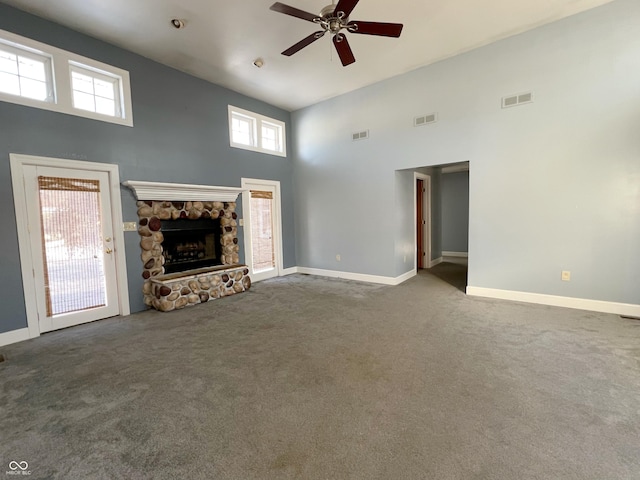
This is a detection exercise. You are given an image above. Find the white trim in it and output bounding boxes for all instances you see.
[281,267,299,276]
[122,180,244,202]
[241,178,284,282]
[414,172,432,271]
[297,267,416,286]
[429,257,444,268]
[466,286,640,317]
[394,269,418,285]
[9,154,130,339]
[0,328,30,347]
[442,251,468,258]
[0,28,133,127]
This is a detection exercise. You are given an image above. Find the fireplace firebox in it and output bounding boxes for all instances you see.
[160,218,222,273]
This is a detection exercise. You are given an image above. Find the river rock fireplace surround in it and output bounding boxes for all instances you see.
[124,181,251,312]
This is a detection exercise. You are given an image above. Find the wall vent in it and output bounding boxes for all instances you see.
[352,130,369,141]
[502,92,534,108]
[414,113,437,127]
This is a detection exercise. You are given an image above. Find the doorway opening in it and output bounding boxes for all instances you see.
[412,162,469,292]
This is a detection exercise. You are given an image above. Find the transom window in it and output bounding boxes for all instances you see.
[0,44,53,102]
[231,111,256,147]
[228,106,286,157]
[0,29,133,127]
[70,64,122,118]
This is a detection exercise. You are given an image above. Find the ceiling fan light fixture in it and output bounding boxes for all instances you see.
[269,1,403,66]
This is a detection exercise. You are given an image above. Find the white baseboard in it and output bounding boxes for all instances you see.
[442,251,468,258]
[0,327,30,347]
[429,257,443,268]
[466,286,640,317]
[296,267,416,286]
[281,267,299,276]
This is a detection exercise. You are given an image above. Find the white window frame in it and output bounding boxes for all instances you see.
[0,41,55,103]
[0,29,133,127]
[69,62,124,118]
[228,105,286,157]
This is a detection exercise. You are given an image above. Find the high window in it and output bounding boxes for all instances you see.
[0,44,53,102]
[228,105,286,157]
[70,64,122,117]
[0,29,133,127]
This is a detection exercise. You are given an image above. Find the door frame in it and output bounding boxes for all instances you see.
[10,154,130,339]
[414,172,432,270]
[240,177,283,281]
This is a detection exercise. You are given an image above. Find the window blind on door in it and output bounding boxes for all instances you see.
[38,176,107,316]
[250,190,273,200]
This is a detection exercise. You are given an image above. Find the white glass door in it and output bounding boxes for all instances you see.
[241,179,283,282]
[23,165,119,332]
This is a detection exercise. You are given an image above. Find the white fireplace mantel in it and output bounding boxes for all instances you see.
[123,180,245,202]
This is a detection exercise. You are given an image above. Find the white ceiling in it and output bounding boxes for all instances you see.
[3,0,614,111]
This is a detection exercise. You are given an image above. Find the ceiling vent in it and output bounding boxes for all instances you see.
[414,113,437,127]
[502,92,533,109]
[352,130,369,141]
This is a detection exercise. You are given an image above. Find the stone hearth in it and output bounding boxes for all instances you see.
[150,265,250,312]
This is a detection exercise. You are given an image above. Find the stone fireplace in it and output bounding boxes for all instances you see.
[124,181,251,312]
[161,218,222,273]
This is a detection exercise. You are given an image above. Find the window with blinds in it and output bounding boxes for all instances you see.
[38,176,107,316]
[249,190,275,272]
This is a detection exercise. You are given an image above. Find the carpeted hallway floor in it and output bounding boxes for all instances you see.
[1,271,639,479]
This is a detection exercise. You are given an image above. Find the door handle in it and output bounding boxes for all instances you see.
[105,248,113,254]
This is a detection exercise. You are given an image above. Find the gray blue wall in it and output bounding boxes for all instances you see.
[0,3,296,334]
[441,171,469,253]
[292,0,640,305]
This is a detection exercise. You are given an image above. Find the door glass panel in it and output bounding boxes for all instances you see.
[250,190,275,272]
[38,176,106,316]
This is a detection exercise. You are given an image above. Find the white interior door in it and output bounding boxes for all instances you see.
[22,165,120,332]
[241,178,283,282]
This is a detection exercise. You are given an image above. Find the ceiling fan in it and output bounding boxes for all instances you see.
[269,0,403,66]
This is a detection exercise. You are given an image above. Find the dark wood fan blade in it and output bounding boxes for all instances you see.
[333,34,356,66]
[334,0,360,18]
[282,31,326,56]
[270,2,319,23]
[348,21,403,37]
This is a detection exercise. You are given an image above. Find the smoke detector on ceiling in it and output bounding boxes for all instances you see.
[170,18,186,29]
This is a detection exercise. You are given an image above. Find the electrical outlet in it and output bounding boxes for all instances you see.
[239,218,244,226]
[123,222,137,231]
[561,271,571,281]
[336,254,341,262]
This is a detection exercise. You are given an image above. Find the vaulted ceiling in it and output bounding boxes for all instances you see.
[2,0,614,111]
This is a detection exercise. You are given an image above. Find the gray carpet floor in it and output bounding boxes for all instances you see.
[428,258,468,292]
[1,271,639,479]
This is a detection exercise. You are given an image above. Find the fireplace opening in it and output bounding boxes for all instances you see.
[161,218,222,274]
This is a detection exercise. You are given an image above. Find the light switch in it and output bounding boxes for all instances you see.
[123,222,137,231]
